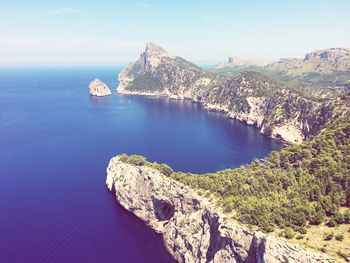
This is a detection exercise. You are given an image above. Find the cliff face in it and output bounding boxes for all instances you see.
[89,79,112,96]
[106,156,336,263]
[266,48,350,76]
[117,43,348,144]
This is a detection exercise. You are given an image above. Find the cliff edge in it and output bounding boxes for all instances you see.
[117,43,348,144]
[106,156,336,263]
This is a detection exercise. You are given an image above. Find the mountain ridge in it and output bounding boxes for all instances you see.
[117,43,349,144]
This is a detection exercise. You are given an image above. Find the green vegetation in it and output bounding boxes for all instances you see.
[130,72,162,91]
[336,234,345,241]
[210,64,350,90]
[119,154,174,177]
[281,229,295,239]
[324,232,334,241]
[119,116,350,234]
[210,66,350,101]
[170,116,350,232]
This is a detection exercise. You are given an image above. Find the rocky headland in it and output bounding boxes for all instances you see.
[89,78,112,96]
[116,43,349,144]
[106,156,337,263]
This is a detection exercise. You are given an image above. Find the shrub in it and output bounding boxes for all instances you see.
[326,218,337,227]
[298,227,307,234]
[335,234,344,241]
[343,210,350,224]
[337,251,349,261]
[323,232,334,241]
[120,154,147,166]
[283,229,294,239]
[333,212,344,224]
[159,163,173,176]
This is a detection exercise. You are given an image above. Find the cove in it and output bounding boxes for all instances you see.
[0,66,282,263]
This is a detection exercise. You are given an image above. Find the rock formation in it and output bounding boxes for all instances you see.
[117,43,349,144]
[266,47,350,75]
[89,79,112,96]
[106,156,337,263]
[215,56,265,69]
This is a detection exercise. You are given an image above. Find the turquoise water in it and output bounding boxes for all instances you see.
[0,66,282,262]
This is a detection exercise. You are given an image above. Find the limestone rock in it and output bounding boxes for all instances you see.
[116,43,349,144]
[89,79,112,97]
[266,47,350,75]
[106,156,337,263]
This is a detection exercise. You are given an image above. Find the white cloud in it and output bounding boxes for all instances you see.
[47,8,81,15]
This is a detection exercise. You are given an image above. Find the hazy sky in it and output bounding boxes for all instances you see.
[2,0,350,65]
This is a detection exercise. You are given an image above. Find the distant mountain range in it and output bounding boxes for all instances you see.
[215,56,266,68]
[212,48,350,90]
[266,47,350,75]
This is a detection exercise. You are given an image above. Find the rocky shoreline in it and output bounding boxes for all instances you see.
[116,43,349,144]
[106,156,337,263]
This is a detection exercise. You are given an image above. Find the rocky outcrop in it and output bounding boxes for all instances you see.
[106,156,336,263]
[117,43,349,144]
[215,56,265,69]
[89,79,112,96]
[266,48,350,75]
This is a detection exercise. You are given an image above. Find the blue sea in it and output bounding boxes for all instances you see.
[0,66,282,263]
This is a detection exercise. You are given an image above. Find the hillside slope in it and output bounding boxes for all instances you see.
[117,43,349,144]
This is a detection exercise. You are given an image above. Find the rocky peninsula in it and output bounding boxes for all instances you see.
[89,79,112,96]
[106,156,336,263]
[116,43,349,144]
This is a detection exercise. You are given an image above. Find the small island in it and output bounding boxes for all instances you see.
[89,79,112,97]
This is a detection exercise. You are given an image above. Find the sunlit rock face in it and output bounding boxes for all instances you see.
[89,79,111,97]
[106,156,337,263]
[116,43,349,144]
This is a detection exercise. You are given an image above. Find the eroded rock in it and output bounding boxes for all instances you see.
[106,156,336,263]
[89,79,112,96]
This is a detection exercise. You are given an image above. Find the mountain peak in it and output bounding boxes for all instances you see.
[304,47,350,61]
[144,42,170,57]
[215,56,265,69]
[141,42,175,68]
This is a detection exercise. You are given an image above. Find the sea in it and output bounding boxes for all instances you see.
[0,66,282,262]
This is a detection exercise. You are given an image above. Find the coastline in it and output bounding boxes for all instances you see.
[106,155,337,263]
[116,89,292,146]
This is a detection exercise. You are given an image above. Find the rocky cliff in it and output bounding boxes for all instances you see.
[117,43,349,144]
[266,48,350,76]
[106,156,336,263]
[89,79,112,96]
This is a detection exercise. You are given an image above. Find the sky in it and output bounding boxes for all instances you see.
[1,0,350,65]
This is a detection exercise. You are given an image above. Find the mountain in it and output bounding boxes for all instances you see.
[266,48,350,76]
[117,43,349,144]
[215,56,265,69]
[211,48,350,90]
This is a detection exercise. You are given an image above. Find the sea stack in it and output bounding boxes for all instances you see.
[89,79,112,96]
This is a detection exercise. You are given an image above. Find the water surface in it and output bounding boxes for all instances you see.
[0,66,282,262]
